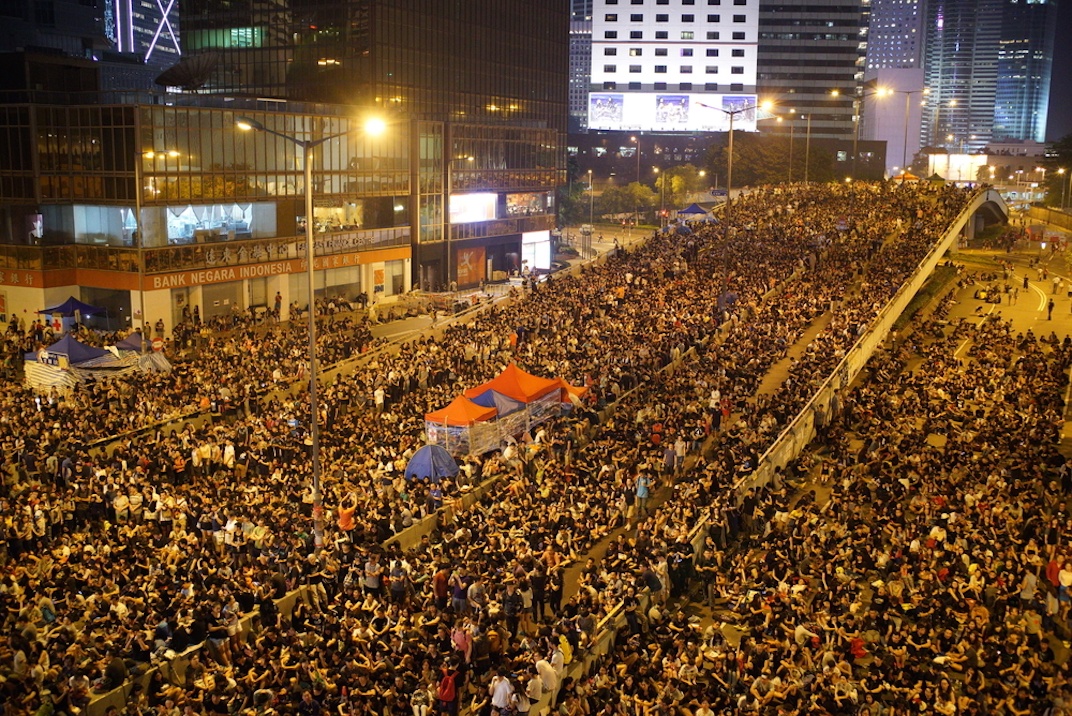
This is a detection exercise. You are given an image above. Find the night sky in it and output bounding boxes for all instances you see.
[1046,0,1072,142]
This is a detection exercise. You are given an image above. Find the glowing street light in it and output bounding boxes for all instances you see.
[236,113,385,549]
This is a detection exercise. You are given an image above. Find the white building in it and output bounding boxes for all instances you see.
[862,0,926,174]
[588,0,760,133]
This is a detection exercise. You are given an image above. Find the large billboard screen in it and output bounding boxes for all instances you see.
[450,193,497,224]
[587,92,759,133]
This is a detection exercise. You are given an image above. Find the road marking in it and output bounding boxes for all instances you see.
[955,304,995,358]
[1030,281,1048,312]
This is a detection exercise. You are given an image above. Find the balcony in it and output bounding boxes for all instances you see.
[0,226,411,277]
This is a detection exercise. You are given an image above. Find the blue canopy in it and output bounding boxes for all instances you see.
[677,203,709,216]
[115,333,145,352]
[39,296,105,317]
[469,388,526,416]
[405,444,460,483]
[44,335,111,364]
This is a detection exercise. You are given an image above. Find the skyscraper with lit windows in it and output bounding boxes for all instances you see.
[588,0,761,134]
[921,0,1056,151]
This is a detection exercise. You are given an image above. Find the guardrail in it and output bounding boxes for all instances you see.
[731,187,1004,493]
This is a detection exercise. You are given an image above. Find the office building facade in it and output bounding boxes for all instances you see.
[866,0,922,70]
[862,0,925,174]
[921,0,1056,152]
[569,20,593,132]
[757,0,869,142]
[183,0,567,134]
[0,94,561,329]
[991,0,1056,143]
[588,0,761,134]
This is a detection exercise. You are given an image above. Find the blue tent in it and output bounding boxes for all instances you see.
[38,296,105,317]
[469,388,526,416]
[405,444,460,483]
[47,335,111,364]
[26,335,113,366]
[115,333,145,352]
[677,203,709,217]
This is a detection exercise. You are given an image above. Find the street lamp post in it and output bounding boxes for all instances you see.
[787,110,796,183]
[236,114,385,549]
[653,166,665,229]
[631,136,641,183]
[804,114,813,183]
[587,169,594,257]
[873,87,928,181]
[626,133,634,224]
[698,99,771,217]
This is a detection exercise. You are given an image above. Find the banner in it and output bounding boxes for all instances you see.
[455,247,487,287]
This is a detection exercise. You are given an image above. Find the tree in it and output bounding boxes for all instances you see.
[705,132,838,187]
[556,156,588,225]
[1043,133,1072,208]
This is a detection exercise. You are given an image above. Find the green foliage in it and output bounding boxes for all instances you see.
[704,132,838,187]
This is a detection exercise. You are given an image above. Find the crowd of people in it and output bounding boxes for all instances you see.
[1,180,1040,716]
[579,300,1072,715]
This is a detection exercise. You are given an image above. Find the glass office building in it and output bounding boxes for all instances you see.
[922,0,1056,151]
[0,94,561,331]
[182,0,568,134]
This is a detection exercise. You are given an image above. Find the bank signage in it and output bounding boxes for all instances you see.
[145,248,408,290]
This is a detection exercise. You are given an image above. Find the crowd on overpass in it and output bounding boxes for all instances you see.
[598,307,1072,714]
[2,181,1029,716]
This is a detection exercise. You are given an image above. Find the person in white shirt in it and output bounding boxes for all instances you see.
[535,659,558,696]
[489,669,514,714]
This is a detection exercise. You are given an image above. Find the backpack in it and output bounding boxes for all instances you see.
[437,672,457,702]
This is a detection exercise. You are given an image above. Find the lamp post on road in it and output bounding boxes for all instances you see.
[587,169,594,257]
[236,114,385,549]
[874,87,929,181]
[697,99,772,218]
[630,135,641,183]
[653,166,666,228]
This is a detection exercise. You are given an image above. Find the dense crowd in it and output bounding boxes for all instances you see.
[0,181,1007,716]
[579,303,1072,715]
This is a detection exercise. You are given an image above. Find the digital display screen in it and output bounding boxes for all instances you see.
[450,193,498,224]
[588,93,759,133]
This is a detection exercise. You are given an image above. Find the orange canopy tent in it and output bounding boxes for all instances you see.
[424,395,497,426]
[463,363,562,403]
[557,378,589,404]
[890,171,920,182]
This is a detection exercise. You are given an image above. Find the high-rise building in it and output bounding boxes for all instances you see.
[0,0,179,87]
[588,0,760,134]
[757,0,869,141]
[569,20,593,132]
[866,0,923,70]
[921,0,1056,152]
[110,0,181,73]
[571,0,593,21]
[862,0,925,174]
[992,0,1057,143]
[183,0,567,134]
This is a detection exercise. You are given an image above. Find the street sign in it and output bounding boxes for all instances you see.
[711,189,728,197]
